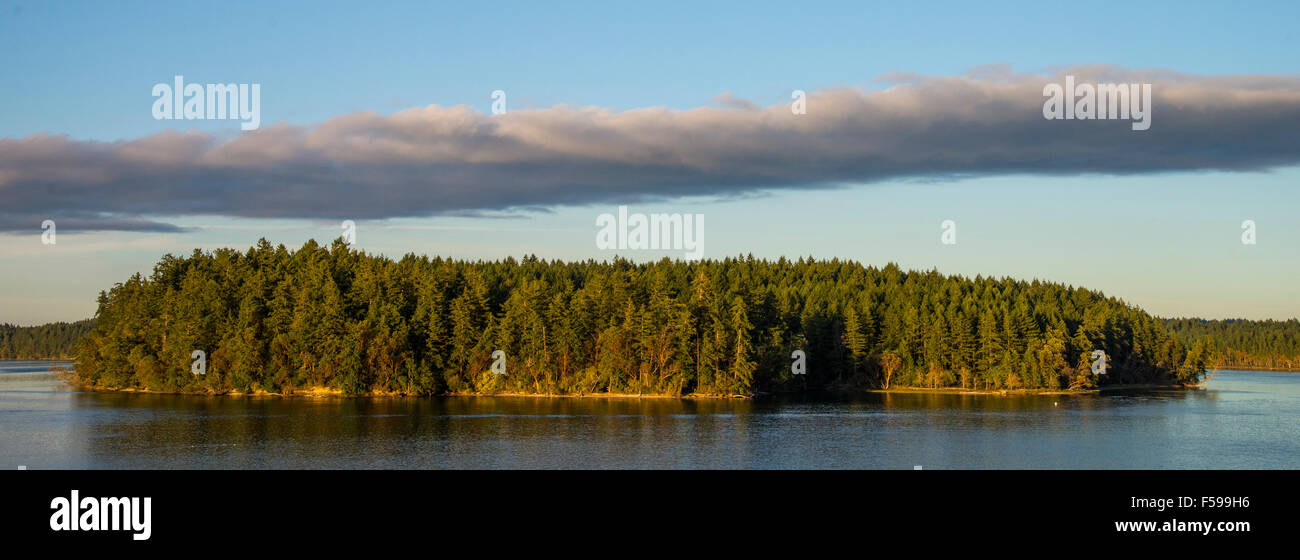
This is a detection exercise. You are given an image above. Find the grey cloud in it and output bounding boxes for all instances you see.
[5,211,187,234]
[2,65,1299,233]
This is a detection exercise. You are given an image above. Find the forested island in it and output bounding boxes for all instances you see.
[1163,318,1300,371]
[0,320,95,360]
[61,239,1214,397]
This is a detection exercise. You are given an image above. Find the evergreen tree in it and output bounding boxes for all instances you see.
[65,239,1208,396]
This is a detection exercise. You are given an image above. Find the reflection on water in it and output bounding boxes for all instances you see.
[0,360,1295,469]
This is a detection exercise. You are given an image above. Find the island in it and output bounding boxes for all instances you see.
[42,238,1253,398]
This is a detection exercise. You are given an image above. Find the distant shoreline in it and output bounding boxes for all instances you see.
[58,379,1193,399]
[866,382,1191,396]
[27,361,1276,399]
[61,379,750,399]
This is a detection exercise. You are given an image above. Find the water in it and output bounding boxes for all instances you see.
[1,360,1296,469]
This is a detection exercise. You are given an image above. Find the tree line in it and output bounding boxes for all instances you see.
[1163,318,1300,370]
[66,239,1209,396]
[0,320,95,360]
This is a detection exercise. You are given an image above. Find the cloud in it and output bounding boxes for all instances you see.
[2,65,1299,232]
[2,211,187,234]
[713,91,759,110]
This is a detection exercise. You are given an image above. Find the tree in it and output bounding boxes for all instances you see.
[878,351,902,390]
[728,296,756,394]
[842,307,868,377]
[68,241,1206,397]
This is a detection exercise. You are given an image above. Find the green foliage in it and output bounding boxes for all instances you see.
[1163,318,1300,370]
[0,319,95,359]
[70,240,1205,395]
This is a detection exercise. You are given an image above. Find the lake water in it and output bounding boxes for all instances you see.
[0,360,1295,469]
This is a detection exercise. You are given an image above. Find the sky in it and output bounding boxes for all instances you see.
[1,0,1298,325]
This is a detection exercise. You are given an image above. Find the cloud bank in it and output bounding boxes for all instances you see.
[2,65,1299,232]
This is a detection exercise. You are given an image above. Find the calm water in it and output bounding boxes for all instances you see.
[0,360,1296,469]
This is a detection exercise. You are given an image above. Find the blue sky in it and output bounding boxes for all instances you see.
[1,0,1298,324]
[5,0,1300,139]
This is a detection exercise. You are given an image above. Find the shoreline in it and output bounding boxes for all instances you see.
[866,382,1191,396]
[60,379,1191,399]
[64,381,752,400]
[0,357,76,362]
[36,364,1238,400]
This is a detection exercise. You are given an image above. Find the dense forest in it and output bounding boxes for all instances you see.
[67,239,1207,396]
[1164,318,1300,370]
[0,320,95,360]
